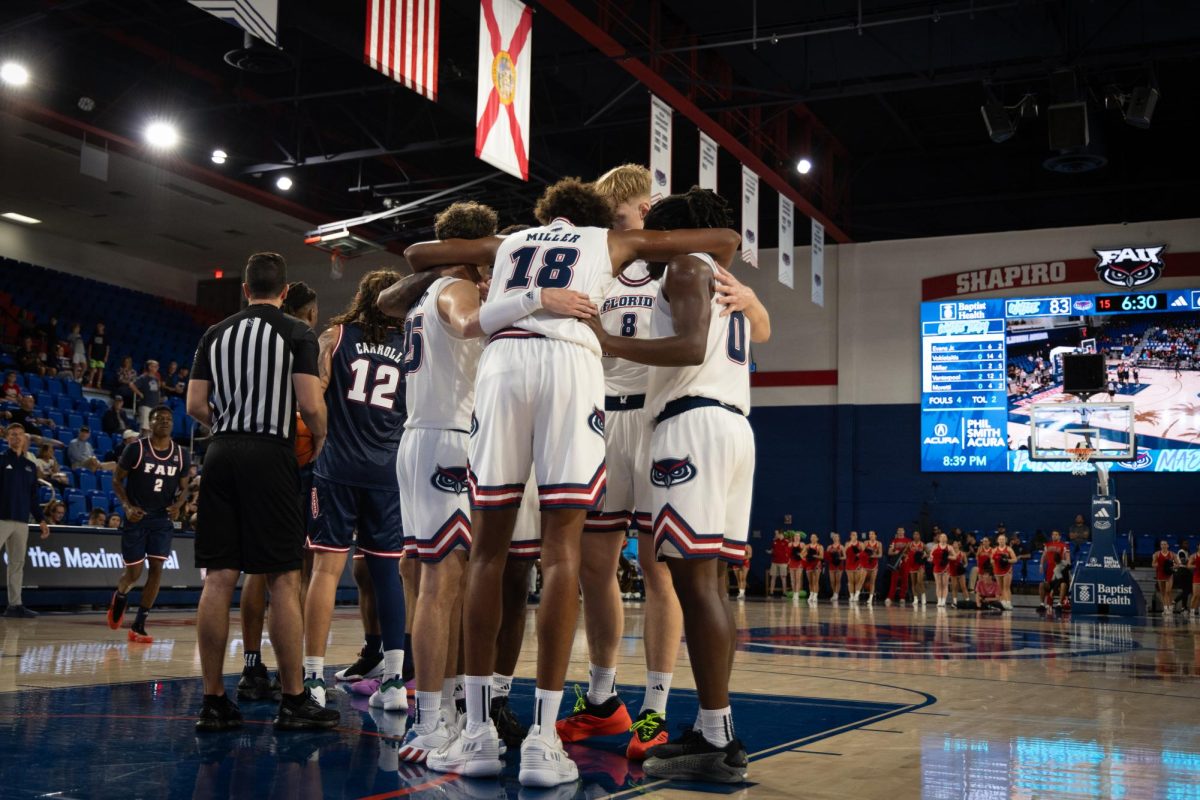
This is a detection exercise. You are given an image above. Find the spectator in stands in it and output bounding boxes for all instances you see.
[37,315,59,348]
[106,513,121,529]
[0,424,49,618]
[4,395,58,448]
[86,322,110,388]
[17,310,37,341]
[2,372,20,401]
[1069,514,1090,551]
[49,342,69,377]
[102,395,132,435]
[34,444,68,487]
[105,429,139,464]
[43,500,66,526]
[161,361,186,397]
[87,508,107,527]
[132,360,161,432]
[67,427,113,472]
[15,336,40,375]
[113,356,137,405]
[948,527,965,546]
[68,322,87,373]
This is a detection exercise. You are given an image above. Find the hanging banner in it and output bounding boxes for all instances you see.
[741,166,759,267]
[812,217,826,306]
[699,131,718,192]
[475,0,533,180]
[778,194,794,289]
[649,95,673,203]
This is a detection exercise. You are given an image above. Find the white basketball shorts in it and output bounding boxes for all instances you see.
[510,470,542,560]
[469,334,606,512]
[586,402,652,535]
[650,405,755,563]
[397,427,472,562]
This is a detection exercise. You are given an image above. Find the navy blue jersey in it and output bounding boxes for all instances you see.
[314,322,407,490]
[118,438,190,515]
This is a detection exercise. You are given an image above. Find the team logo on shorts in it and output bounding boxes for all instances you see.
[470,414,479,437]
[431,465,469,494]
[651,456,697,488]
[588,407,605,437]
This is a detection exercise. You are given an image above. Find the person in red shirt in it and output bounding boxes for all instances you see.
[931,533,951,607]
[862,530,882,606]
[766,530,791,598]
[992,534,1017,610]
[974,537,992,593]
[802,533,824,606]
[1041,530,1069,609]
[1154,540,1181,615]
[885,527,912,606]
[844,531,864,604]
[788,533,805,599]
[825,532,846,604]
[947,541,968,607]
[906,531,927,606]
[734,543,752,600]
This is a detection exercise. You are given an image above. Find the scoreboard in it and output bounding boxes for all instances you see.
[920,288,1200,472]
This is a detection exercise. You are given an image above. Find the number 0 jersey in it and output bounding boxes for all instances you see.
[403,277,482,432]
[313,322,407,490]
[647,253,752,419]
[488,219,613,355]
[600,260,659,397]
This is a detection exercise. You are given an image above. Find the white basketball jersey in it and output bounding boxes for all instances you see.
[600,260,659,396]
[403,277,481,431]
[648,253,752,418]
[488,219,612,355]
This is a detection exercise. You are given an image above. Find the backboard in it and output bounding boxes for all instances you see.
[1027,400,1136,461]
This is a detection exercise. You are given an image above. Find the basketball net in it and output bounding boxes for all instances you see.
[1066,446,1094,477]
[330,251,345,281]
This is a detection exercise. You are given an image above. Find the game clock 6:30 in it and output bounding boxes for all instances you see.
[1096,292,1169,313]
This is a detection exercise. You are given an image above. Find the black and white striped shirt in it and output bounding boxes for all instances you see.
[190,304,319,442]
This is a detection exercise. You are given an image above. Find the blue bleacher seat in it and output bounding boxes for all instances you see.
[26,374,43,392]
[90,399,108,413]
[36,485,53,504]
[86,491,109,512]
[54,449,66,467]
[108,491,121,510]
[1136,533,1155,559]
[67,413,83,429]
[47,410,64,427]
[66,382,82,400]
[73,513,89,526]
[46,379,63,396]
[54,395,74,411]
[98,471,113,493]
[94,433,112,454]
[75,470,97,493]
[66,495,86,521]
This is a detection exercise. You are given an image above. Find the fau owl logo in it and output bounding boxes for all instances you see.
[470,414,479,437]
[654,168,667,188]
[651,456,697,488]
[1093,245,1165,288]
[588,407,605,437]
[430,465,469,495]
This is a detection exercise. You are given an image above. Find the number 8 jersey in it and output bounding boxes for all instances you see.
[647,253,752,419]
[489,218,614,355]
[314,322,407,490]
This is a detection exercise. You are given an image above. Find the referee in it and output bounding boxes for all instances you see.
[186,252,338,732]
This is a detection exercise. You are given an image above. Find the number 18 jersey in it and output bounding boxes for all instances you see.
[314,322,407,490]
[489,219,613,356]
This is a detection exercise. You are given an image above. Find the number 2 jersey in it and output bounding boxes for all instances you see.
[118,438,190,516]
[314,322,407,490]
[403,276,482,431]
[488,219,614,355]
[647,253,752,419]
[600,260,659,396]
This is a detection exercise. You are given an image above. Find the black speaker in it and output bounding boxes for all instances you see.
[1062,353,1106,395]
[1047,102,1089,151]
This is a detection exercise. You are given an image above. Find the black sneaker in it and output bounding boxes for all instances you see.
[333,647,383,682]
[238,662,281,702]
[3,605,37,619]
[490,695,527,748]
[274,692,340,731]
[196,694,245,732]
[644,733,748,784]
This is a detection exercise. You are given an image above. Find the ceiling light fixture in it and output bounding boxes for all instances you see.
[211,149,228,165]
[144,120,180,149]
[0,62,29,87]
[795,158,812,175]
[276,175,293,191]
[1,212,42,224]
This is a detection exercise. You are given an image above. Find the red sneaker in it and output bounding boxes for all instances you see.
[626,709,668,761]
[128,629,154,644]
[106,591,127,630]
[555,686,632,743]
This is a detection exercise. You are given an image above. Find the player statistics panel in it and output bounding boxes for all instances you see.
[920,288,1200,473]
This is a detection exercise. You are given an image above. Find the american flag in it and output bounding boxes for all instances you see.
[365,0,439,101]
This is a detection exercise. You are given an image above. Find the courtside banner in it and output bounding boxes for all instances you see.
[649,95,673,202]
[741,166,759,267]
[812,217,825,306]
[476,0,532,180]
[778,194,794,289]
[699,131,718,192]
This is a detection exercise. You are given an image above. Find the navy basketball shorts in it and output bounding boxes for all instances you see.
[121,514,174,566]
[308,475,404,558]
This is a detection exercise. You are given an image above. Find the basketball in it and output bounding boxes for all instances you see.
[295,412,316,467]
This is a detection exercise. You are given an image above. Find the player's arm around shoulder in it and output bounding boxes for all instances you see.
[403,236,503,273]
[607,227,741,273]
[714,265,772,343]
[378,271,443,319]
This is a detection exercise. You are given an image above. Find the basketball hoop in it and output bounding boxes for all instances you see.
[1066,446,1095,476]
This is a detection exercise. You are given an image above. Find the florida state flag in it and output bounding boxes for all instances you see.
[475,0,532,180]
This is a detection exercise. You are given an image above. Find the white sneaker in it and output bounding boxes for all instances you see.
[920,596,927,606]
[369,675,408,711]
[867,595,874,606]
[304,676,327,708]
[884,598,891,606]
[737,589,745,599]
[937,599,945,607]
[426,720,504,776]
[519,726,579,787]
[398,716,454,763]
[831,597,839,606]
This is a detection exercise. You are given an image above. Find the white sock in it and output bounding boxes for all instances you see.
[442,677,459,718]
[303,656,324,681]
[382,649,404,679]
[699,706,735,748]
[464,675,491,731]
[454,674,466,700]
[586,663,617,705]
[532,688,563,738]
[641,671,672,714]
[492,673,513,698]
[415,690,441,734]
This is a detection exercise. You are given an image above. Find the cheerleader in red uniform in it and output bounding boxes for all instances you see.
[992,534,1017,610]
[931,533,951,607]
[845,531,865,603]
[907,531,927,606]
[947,541,968,607]
[788,533,805,599]
[1189,551,1200,618]
[974,537,993,593]
[862,530,882,606]
[1154,540,1180,616]
[735,543,752,599]
[803,533,824,606]
[826,532,846,604]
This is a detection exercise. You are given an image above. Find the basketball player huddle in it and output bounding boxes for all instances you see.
[303,166,770,787]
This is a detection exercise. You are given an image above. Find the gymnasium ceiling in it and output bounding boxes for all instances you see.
[1,0,1199,261]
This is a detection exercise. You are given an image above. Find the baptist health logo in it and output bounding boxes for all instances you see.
[1076,583,1095,604]
[939,303,958,320]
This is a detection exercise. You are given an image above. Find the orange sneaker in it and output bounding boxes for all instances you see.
[128,629,154,644]
[555,685,632,743]
[626,709,668,760]
[106,591,128,630]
